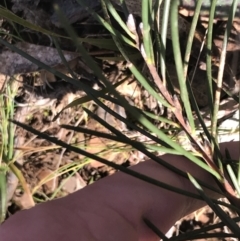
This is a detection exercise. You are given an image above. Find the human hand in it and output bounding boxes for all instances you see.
[0,141,239,241]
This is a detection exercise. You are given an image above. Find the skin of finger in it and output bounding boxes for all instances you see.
[0,158,218,241]
[0,160,189,241]
[0,141,239,241]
